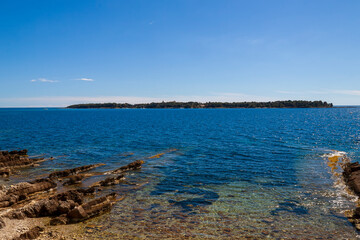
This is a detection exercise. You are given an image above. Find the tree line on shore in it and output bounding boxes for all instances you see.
[67,100,333,109]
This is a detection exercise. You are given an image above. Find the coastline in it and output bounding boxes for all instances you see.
[0,150,147,240]
[66,100,333,109]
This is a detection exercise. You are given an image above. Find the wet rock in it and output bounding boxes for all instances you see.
[0,150,45,171]
[148,153,165,159]
[112,160,144,174]
[62,174,87,186]
[9,149,28,156]
[12,226,43,240]
[344,208,360,230]
[91,175,125,187]
[343,162,360,195]
[67,193,117,223]
[342,162,360,230]
[49,164,105,179]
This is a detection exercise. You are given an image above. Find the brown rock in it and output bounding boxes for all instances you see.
[0,150,45,171]
[50,215,69,226]
[12,226,43,240]
[112,160,144,174]
[343,162,360,196]
[0,168,10,177]
[62,174,87,186]
[0,217,5,229]
[91,175,125,187]
[67,193,117,223]
[58,200,77,214]
[67,206,88,220]
[9,149,28,156]
[342,162,360,231]
[49,163,105,179]
[0,178,56,208]
[5,188,95,219]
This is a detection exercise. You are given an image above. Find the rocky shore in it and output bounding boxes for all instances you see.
[0,149,147,239]
[342,161,360,230]
[326,152,360,231]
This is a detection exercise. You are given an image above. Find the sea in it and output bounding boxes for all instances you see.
[1,107,360,239]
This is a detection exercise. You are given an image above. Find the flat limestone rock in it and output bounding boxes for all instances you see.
[49,164,105,179]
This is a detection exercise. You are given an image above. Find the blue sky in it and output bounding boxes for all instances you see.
[1,0,359,107]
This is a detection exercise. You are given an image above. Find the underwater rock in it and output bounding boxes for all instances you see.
[67,193,117,223]
[148,153,164,159]
[111,160,144,174]
[12,226,43,240]
[49,163,105,179]
[344,208,360,231]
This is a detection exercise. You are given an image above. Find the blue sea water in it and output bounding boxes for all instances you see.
[1,108,360,239]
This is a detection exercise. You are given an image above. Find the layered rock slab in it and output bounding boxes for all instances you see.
[49,164,105,179]
[0,178,57,208]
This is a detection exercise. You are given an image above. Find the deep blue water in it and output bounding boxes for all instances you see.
[1,108,360,238]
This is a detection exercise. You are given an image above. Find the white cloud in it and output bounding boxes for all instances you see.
[332,90,360,96]
[30,78,58,83]
[198,92,277,102]
[277,90,328,95]
[277,89,360,96]
[76,78,94,82]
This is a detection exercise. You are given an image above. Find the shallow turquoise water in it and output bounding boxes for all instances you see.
[1,108,360,238]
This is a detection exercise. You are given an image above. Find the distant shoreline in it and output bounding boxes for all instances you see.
[66,100,333,109]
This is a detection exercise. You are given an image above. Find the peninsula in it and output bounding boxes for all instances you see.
[67,100,333,109]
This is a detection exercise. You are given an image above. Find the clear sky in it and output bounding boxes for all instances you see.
[1,0,359,107]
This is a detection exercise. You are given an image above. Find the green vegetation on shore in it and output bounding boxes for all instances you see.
[67,100,333,109]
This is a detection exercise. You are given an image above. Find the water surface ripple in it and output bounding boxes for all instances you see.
[1,108,360,239]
